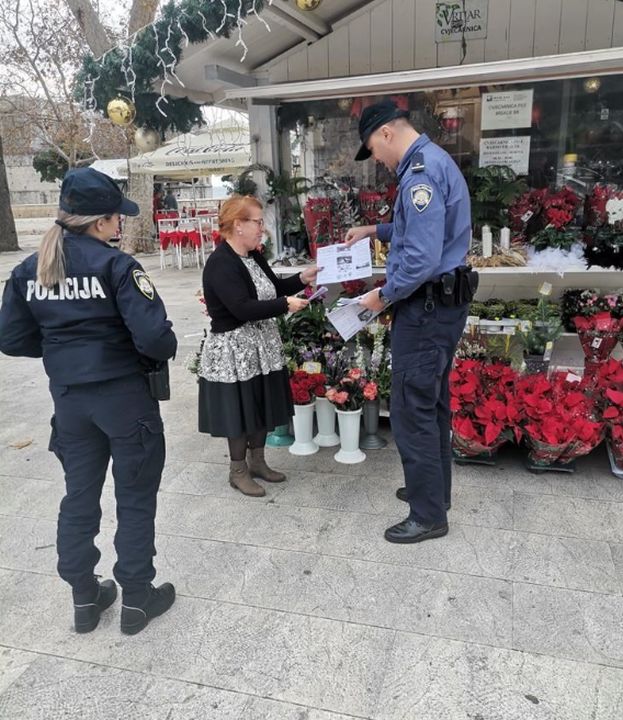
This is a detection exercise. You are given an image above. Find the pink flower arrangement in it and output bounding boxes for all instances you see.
[326,368,377,411]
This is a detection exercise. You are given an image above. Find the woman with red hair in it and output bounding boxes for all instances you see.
[199,195,318,496]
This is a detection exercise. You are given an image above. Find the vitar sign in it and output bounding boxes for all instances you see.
[435,0,488,43]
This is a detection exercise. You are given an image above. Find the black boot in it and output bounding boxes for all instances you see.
[73,579,117,634]
[395,486,451,511]
[121,583,176,635]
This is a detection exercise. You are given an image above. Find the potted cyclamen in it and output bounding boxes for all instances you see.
[289,371,326,456]
[326,368,373,464]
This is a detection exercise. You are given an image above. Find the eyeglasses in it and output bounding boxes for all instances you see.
[244,218,265,228]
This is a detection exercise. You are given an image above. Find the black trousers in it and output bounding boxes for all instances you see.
[390,297,468,525]
[49,374,165,597]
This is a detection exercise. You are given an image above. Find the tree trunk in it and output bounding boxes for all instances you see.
[63,0,112,58]
[63,0,160,256]
[119,171,154,254]
[128,0,160,35]
[0,135,20,252]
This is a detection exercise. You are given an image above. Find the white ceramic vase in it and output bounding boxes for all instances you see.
[313,396,340,447]
[334,408,366,464]
[289,402,319,455]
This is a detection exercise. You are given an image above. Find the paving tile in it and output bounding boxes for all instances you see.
[514,493,623,543]
[0,569,393,718]
[513,582,623,667]
[151,533,513,647]
[374,633,623,720]
[0,647,39,695]
[461,525,621,595]
[0,654,354,720]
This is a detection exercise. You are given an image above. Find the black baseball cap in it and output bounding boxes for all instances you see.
[59,168,139,216]
[354,100,410,161]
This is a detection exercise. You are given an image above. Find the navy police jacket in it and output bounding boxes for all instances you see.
[376,134,471,303]
[0,233,177,385]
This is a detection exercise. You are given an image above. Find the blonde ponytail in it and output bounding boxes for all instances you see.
[36,210,112,288]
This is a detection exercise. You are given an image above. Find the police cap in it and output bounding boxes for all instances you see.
[60,168,140,216]
[354,100,410,161]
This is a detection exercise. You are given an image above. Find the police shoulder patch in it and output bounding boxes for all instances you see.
[411,184,433,213]
[132,269,155,300]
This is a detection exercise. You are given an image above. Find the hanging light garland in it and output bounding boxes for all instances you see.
[77,0,273,139]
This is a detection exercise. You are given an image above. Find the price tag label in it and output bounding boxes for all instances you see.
[301,361,322,374]
[566,372,582,384]
[543,341,554,362]
[591,337,603,349]
[538,282,553,296]
[521,210,534,223]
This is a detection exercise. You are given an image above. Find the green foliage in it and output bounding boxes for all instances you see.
[32,150,69,183]
[519,295,563,356]
[530,225,580,251]
[76,1,264,133]
[465,165,528,232]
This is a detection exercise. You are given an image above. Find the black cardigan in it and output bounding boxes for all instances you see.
[203,241,306,332]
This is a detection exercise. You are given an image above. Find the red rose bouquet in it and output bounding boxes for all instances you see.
[515,371,603,466]
[450,359,521,458]
[290,370,327,406]
[326,368,377,411]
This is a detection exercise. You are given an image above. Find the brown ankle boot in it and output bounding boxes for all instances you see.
[248,447,286,483]
[229,460,265,497]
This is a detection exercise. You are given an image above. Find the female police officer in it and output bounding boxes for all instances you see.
[0,168,177,635]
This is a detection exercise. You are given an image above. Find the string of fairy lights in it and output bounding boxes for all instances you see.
[80,0,275,156]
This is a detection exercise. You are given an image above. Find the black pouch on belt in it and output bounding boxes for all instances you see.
[439,272,456,307]
[146,361,171,401]
[456,266,479,304]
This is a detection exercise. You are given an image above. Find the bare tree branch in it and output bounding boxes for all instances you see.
[63,0,113,56]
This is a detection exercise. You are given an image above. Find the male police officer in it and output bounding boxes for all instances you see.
[0,168,178,633]
[345,101,475,544]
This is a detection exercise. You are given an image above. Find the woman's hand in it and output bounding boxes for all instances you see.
[287,296,309,313]
[299,265,320,285]
[343,225,376,247]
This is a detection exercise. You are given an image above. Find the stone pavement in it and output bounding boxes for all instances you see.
[1,219,622,719]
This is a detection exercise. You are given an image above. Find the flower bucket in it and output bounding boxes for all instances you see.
[313,396,339,447]
[334,408,366,464]
[289,402,319,456]
[266,423,294,448]
[360,399,387,450]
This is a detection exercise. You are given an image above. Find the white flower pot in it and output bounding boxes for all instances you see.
[289,402,319,456]
[334,408,366,464]
[314,396,340,447]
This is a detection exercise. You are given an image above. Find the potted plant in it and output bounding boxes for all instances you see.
[515,372,603,472]
[465,164,527,235]
[313,346,348,448]
[357,325,389,450]
[518,291,563,374]
[288,370,326,456]
[326,368,374,464]
[570,290,623,380]
[450,359,520,464]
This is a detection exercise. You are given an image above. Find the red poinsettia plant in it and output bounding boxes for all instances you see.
[341,279,368,298]
[289,370,327,406]
[514,371,603,465]
[326,367,377,411]
[508,186,581,250]
[594,359,623,465]
[450,359,521,458]
[573,311,623,379]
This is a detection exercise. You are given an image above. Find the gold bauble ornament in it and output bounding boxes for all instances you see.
[106,97,136,127]
[296,0,322,10]
[134,127,160,153]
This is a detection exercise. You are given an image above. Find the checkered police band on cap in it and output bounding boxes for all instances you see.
[354,100,410,161]
[60,168,140,217]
